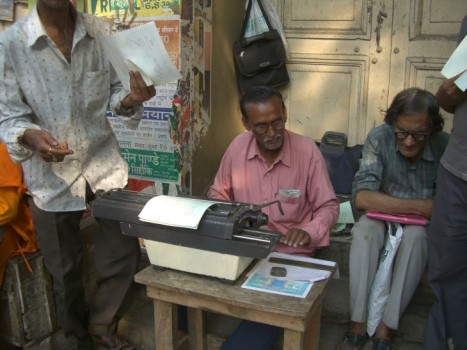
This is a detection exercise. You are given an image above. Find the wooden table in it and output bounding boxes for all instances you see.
[134,263,335,350]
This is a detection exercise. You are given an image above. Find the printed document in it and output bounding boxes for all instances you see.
[98,22,182,90]
[138,195,218,229]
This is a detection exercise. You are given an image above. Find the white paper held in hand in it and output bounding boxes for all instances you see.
[126,58,153,87]
[98,22,182,90]
[441,35,467,91]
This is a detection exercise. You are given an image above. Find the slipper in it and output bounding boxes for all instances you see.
[335,332,369,350]
[372,337,394,350]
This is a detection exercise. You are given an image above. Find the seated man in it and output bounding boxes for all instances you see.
[337,88,449,350]
[0,142,37,286]
[208,85,339,349]
[208,85,339,255]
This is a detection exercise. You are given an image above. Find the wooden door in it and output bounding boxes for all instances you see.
[272,0,467,145]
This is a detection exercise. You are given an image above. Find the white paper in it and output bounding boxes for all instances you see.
[337,201,355,224]
[98,22,182,90]
[441,35,467,91]
[241,252,337,298]
[138,195,218,229]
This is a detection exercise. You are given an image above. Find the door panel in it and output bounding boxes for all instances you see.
[274,0,467,145]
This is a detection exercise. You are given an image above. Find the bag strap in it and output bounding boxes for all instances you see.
[240,0,274,37]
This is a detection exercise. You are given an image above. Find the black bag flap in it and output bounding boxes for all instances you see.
[233,30,287,77]
[320,131,348,156]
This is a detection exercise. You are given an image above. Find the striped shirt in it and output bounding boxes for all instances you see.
[352,124,449,199]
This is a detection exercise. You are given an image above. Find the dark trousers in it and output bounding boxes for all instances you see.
[27,197,139,349]
[424,165,467,350]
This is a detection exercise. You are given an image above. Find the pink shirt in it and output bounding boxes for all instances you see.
[208,130,339,255]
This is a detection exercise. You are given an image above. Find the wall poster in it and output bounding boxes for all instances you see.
[87,1,185,195]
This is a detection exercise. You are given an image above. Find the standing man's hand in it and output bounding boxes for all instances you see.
[436,71,467,113]
[22,129,74,162]
[281,228,311,248]
[121,71,156,108]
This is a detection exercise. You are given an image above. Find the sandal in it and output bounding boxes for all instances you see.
[372,337,394,350]
[335,332,369,350]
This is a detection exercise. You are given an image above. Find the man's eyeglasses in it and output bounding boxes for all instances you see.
[253,119,285,134]
[393,130,429,141]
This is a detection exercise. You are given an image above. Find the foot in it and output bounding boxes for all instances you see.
[372,322,395,350]
[91,333,137,350]
[335,332,369,350]
[372,338,394,350]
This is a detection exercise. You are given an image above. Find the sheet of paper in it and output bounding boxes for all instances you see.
[441,35,467,91]
[138,195,218,229]
[337,200,355,224]
[98,22,182,90]
[241,252,337,298]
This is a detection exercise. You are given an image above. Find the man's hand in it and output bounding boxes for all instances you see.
[22,129,74,163]
[121,71,156,108]
[436,71,467,113]
[281,228,311,248]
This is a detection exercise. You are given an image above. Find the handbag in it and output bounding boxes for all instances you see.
[233,0,290,93]
[318,131,363,195]
[366,222,403,336]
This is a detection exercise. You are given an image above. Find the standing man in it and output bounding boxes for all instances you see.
[425,15,467,350]
[0,0,155,349]
[337,88,448,350]
[208,85,339,256]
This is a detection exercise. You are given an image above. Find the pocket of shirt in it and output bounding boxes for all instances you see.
[83,69,111,108]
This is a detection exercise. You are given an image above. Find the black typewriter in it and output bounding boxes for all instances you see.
[92,189,282,259]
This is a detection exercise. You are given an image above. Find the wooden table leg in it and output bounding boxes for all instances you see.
[154,300,177,350]
[303,303,322,350]
[187,307,205,350]
[283,329,304,350]
[283,303,322,350]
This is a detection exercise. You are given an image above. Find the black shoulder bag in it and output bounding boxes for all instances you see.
[233,0,290,94]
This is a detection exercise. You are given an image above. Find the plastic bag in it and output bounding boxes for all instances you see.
[243,0,290,58]
[366,222,403,336]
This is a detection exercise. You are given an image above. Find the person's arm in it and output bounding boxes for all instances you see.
[109,67,156,129]
[207,152,234,201]
[286,153,339,248]
[354,190,433,218]
[0,40,44,162]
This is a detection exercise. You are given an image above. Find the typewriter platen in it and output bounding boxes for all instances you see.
[92,189,281,259]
